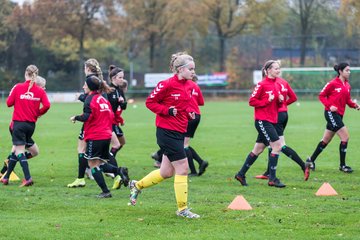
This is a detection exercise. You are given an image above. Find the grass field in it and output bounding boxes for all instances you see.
[0,100,359,240]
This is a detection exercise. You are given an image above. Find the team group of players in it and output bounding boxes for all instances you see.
[0,54,359,219]
[235,61,360,189]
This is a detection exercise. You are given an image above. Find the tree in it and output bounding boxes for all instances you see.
[18,0,111,89]
[288,0,332,66]
[201,0,271,71]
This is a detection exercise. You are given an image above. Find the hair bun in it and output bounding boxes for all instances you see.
[109,65,116,72]
[333,65,339,71]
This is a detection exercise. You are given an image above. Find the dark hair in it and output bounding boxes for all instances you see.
[108,65,124,81]
[334,62,350,76]
[86,75,113,94]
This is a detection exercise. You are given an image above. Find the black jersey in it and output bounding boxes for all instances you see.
[107,83,127,113]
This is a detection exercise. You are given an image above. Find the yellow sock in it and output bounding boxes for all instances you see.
[136,169,164,190]
[174,175,188,211]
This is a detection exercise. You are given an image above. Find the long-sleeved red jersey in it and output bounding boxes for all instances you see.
[319,77,357,116]
[75,92,113,141]
[249,76,282,124]
[276,78,297,112]
[146,74,195,133]
[188,81,204,115]
[7,80,50,122]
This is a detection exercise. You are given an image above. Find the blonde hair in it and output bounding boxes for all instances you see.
[169,52,194,73]
[85,58,104,81]
[25,65,39,92]
[261,60,281,78]
[35,76,46,89]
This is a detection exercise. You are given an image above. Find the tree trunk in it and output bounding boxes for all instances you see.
[149,33,156,71]
[78,30,85,90]
[300,35,307,66]
[219,36,226,72]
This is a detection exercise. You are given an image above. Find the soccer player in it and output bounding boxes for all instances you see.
[70,75,129,198]
[106,65,128,189]
[255,62,311,181]
[67,58,104,188]
[1,65,50,186]
[129,52,200,218]
[234,60,286,188]
[306,62,359,173]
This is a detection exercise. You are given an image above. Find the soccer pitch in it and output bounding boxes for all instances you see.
[0,100,359,239]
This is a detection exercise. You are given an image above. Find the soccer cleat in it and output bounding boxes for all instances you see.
[304,162,311,181]
[97,191,112,198]
[129,180,141,206]
[153,161,161,168]
[19,178,34,187]
[339,165,353,173]
[112,175,123,190]
[198,161,209,176]
[176,208,200,219]
[67,178,86,188]
[118,167,129,187]
[306,157,315,171]
[268,178,286,188]
[85,168,94,180]
[234,174,248,186]
[255,174,269,180]
[1,178,9,185]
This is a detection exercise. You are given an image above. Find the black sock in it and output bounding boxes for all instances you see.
[91,167,109,193]
[189,146,204,165]
[99,162,118,174]
[25,152,33,159]
[110,146,121,158]
[18,153,31,180]
[263,148,272,176]
[339,141,348,166]
[310,141,327,162]
[281,145,305,171]
[4,158,17,179]
[78,153,87,178]
[238,152,258,176]
[185,147,197,174]
[268,153,279,181]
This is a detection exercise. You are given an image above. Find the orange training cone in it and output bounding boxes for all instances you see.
[228,195,252,210]
[315,182,338,196]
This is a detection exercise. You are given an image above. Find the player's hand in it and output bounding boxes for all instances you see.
[268,93,275,102]
[330,105,337,112]
[169,106,177,116]
[278,93,284,102]
[70,116,76,123]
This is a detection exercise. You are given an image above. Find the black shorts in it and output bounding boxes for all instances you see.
[78,125,84,140]
[85,139,111,161]
[156,127,186,162]
[255,120,280,146]
[9,124,34,148]
[12,121,36,146]
[184,114,201,138]
[112,124,124,137]
[325,111,344,132]
[274,111,288,136]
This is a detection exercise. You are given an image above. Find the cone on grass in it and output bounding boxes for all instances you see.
[315,182,338,196]
[227,195,252,210]
[0,159,20,181]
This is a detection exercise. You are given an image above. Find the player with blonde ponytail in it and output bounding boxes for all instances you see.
[1,65,50,186]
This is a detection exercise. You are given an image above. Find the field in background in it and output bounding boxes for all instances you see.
[0,100,359,239]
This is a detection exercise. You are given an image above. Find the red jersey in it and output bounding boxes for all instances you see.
[75,92,113,141]
[146,74,195,133]
[188,81,204,115]
[7,80,50,122]
[276,78,297,112]
[249,76,282,124]
[319,77,357,116]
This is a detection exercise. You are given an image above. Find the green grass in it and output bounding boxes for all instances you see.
[0,100,359,240]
